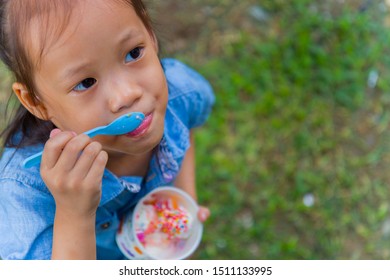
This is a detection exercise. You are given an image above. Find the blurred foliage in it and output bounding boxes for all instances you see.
[175,0,390,259]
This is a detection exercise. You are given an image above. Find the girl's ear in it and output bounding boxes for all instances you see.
[12,82,49,120]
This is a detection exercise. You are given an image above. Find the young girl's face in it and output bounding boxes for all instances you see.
[27,0,168,158]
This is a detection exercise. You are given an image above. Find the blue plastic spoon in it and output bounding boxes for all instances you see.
[22,112,145,168]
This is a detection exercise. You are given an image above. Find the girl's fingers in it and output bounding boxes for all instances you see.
[197,206,210,223]
[41,130,77,170]
[71,141,105,179]
[83,150,108,185]
[54,134,92,171]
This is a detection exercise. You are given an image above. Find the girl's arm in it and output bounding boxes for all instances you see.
[41,129,108,259]
[52,211,97,259]
[174,131,197,199]
[174,131,210,222]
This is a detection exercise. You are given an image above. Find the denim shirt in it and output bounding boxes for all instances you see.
[0,58,215,260]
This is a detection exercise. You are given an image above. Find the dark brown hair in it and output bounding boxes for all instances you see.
[0,0,154,148]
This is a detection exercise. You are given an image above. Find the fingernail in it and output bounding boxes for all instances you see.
[49,128,61,138]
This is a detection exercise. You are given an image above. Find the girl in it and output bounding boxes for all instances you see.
[0,0,214,259]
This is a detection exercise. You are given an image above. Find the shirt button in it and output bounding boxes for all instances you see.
[119,180,141,193]
[100,222,111,230]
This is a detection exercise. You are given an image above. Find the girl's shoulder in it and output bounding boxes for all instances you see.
[0,144,49,194]
[162,58,214,99]
[161,58,215,129]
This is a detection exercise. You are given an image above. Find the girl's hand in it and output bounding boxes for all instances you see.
[197,205,210,223]
[40,128,108,219]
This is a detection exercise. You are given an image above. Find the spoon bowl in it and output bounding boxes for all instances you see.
[86,112,145,138]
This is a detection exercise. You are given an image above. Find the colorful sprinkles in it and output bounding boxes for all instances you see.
[135,197,191,247]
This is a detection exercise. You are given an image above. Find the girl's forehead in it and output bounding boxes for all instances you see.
[22,0,81,67]
[25,0,138,68]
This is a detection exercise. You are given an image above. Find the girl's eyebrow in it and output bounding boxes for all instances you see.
[61,60,94,81]
[117,28,143,46]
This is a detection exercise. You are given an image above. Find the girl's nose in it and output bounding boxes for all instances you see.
[108,78,143,113]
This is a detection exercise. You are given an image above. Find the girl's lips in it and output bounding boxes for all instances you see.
[126,113,153,137]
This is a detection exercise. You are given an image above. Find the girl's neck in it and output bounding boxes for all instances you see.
[105,150,153,178]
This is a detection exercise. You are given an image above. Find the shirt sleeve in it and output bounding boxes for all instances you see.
[186,67,215,129]
[0,178,55,260]
[162,58,216,129]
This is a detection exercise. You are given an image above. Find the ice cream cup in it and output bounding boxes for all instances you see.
[116,186,203,260]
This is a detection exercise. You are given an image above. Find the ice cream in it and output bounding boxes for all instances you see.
[116,186,203,260]
[134,197,193,256]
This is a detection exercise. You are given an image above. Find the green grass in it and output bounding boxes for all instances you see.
[182,0,390,259]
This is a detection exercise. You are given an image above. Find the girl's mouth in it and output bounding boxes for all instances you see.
[126,113,153,137]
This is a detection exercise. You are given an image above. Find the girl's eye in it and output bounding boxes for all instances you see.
[73,78,97,92]
[125,47,143,63]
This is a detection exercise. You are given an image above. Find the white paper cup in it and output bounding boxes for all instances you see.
[116,186,203,259]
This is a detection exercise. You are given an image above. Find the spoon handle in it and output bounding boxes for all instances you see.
[22,151,44,168]
[22,112,144,168]
[83,126,105,138]
[22,125,106,168]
